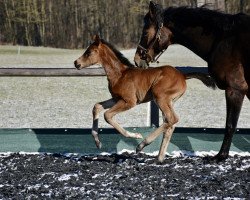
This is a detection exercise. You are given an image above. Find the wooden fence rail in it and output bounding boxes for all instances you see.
[0,67,208,77]
[0,66,208,127]
[0,68,105,76]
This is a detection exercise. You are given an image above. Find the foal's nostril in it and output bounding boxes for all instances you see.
[74,60,77,66]
[74,60,81,69]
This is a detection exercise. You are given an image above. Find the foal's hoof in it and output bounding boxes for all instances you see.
[136,146,142,154]
[136,143,144,154]
[155,159,164,165]
[127,131,143,139]
[95,141,102,149]
[134,133,143,139]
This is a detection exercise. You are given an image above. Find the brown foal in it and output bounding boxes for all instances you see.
[74,35,215,162]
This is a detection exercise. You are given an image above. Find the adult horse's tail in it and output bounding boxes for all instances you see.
[185,73,217,89]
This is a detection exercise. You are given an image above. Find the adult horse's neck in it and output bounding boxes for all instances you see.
[171,26,215,62]
[164,7,233,62]
[99,42,133,86]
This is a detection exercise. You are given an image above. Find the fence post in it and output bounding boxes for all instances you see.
[150,101,159,127]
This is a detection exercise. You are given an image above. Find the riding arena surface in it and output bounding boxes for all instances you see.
[0,151,249,199]
[0,45,249,199]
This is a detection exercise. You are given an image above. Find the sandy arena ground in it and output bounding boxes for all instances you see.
[0,45,249,129]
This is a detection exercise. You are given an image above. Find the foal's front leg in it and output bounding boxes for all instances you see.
[92,98,116,148]
[104,99,143,139]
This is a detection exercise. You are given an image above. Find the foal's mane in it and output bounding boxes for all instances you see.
[101,39,135,68]
[163,6,248,34]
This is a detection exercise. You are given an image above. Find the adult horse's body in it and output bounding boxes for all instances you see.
[134,2,250,161]
[74,35,215,162]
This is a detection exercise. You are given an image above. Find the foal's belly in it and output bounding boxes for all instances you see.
[136,90,153,104]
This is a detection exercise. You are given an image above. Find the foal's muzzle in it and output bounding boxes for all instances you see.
[135,59,149,68]
[74,60,81,70]
[134,53,149,68]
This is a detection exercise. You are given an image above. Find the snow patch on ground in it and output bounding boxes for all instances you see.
[58,174,78,181]
[0,150,249,158]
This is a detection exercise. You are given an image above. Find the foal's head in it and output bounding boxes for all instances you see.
[134,1,173,67]
[74,35,102,70]
[75,35,134,69]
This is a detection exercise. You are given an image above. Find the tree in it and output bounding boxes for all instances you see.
[0,0,249,48]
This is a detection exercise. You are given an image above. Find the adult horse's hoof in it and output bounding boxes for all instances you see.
[203,153,228,164]
[213,153,228,162]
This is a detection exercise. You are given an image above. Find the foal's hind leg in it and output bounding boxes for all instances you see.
[157,126,175,163]
[136,99,179,163]
[92,98,116,148]
[104,99,143,139]
[136,124,166,153]
[157,100,179,163]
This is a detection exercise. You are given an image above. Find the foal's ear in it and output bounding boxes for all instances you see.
[92,34,101,45]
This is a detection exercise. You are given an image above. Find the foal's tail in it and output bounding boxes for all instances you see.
[185,72,217,89]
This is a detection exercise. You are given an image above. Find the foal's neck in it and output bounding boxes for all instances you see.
[99,45,128,86]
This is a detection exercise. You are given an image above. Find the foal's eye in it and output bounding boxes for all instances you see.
[85,49,91,56]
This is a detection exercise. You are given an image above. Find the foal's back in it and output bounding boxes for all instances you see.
[111,65,186,104]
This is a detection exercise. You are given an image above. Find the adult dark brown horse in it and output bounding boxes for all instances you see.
[134,1,250,162]
[74,35,215,162]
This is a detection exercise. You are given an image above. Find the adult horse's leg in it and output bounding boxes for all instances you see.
[215,87,245,161]
[92,99,116,148]
[104,99,143,139]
